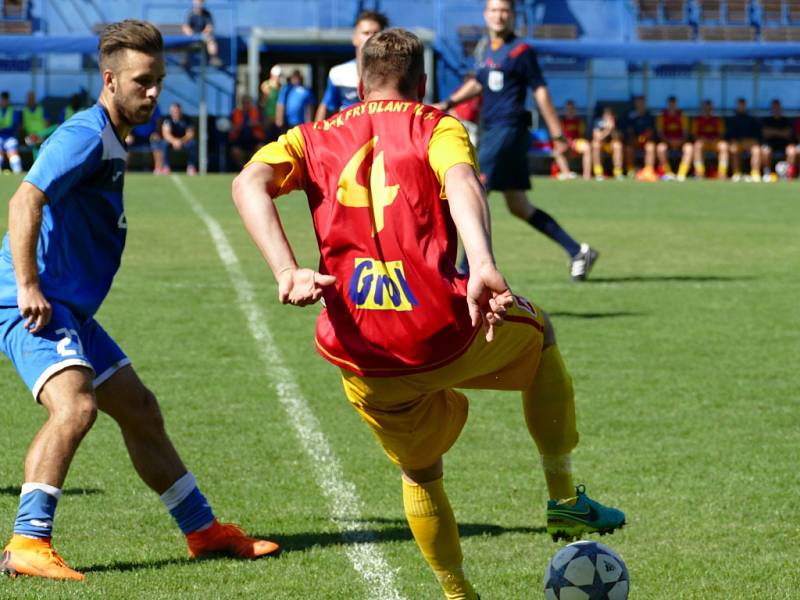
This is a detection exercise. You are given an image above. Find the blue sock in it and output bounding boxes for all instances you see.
[14,483,61,539]
[527,209,581,257]
[160,472,215,535]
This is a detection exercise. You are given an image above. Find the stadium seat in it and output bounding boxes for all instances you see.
[761,25,800,39]
[637,24,694,39]
[0,20,31,33]
[662,0,687,23]
[726,0,750,24]
[761,0,786,24]
[699,25,756,40]
[788,2,800,23]
[637,0,661,21]
[2,0,25,19]
[698,0,723,23]
[531,24,578,39]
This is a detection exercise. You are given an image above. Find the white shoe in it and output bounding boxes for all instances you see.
[570,243,599,281]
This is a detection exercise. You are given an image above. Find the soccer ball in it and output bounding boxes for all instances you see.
[544,541,629,600]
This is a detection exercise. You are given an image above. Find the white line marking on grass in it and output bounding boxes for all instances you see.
[172,176,405,600]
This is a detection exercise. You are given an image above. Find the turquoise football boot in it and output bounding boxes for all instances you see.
[547,484,626,542]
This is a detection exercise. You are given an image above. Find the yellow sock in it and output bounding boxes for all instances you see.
[523,345,578,501]
[612,167,623,177]
[677,162,690,178]
[403,477,477,600]
[718,161,728,178]
[694,161,705,176]
[593,164,604,177]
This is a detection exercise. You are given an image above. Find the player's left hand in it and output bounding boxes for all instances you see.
[466,263,514,342]
[277,267,336,307]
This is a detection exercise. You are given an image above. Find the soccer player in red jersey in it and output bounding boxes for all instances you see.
[691,99,729,179]
[232,29,624,600]
[656,95,693,180]
[558,99,592,179]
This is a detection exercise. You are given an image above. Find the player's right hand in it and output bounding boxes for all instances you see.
[17,284,52,333]
[277,267,336,307]
[466,263,514,342]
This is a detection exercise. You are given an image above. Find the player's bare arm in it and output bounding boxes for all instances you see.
[231,162,335,306]
[314,102,329,122]
[444,163,512,341]
[534,85,567,154]
[434,77,483,111]
[8,181,51,333]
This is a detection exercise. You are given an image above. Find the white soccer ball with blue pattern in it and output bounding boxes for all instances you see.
[544,540,629,600]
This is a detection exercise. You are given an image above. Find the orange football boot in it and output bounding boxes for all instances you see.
[1,535,84,581]
[186,520,279,559]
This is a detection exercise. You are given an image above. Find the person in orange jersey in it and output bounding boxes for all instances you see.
[232,28,624,600]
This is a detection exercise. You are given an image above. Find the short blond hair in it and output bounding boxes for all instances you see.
[360,28,424,96]
[99,19,163,70]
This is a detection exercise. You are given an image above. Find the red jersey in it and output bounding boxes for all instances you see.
[694,115,723,140]
[560,116,585,141]
[658,109,687,142]
[249,101,479,376]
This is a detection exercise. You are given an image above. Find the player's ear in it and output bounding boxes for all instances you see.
[103,70,116,93]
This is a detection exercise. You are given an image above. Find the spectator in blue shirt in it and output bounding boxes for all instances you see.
[275,70,315,130]
[314,11,388,121]
[437,0,598,281]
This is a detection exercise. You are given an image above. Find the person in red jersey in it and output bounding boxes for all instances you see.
[656,95,693,180]
[232,28,624,600]
[691,99,729,179]
[557,99,591,179]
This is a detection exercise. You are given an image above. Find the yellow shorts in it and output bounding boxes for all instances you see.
[340,295,545,469]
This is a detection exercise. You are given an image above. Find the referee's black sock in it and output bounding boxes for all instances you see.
[527,209,581,257]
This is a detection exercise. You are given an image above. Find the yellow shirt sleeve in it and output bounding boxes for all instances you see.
[428,116,479,196]
[245,127,307,197]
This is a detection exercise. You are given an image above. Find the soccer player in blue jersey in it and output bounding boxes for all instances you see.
[437,0,598,281]
[0,20,278,582]
[313,10,387,121]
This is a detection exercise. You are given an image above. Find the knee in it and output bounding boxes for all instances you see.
[126,387,166,432]
[50,393,98,436]
[542,310,556,349]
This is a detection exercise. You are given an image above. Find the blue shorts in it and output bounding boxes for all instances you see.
[0,301,129,400]
[478,125,532,191]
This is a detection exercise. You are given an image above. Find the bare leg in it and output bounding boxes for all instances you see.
[25,367,97,487]
[95,365,186,494]
[503,189,535,221]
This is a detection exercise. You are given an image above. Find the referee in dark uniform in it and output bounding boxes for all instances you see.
[438,0,598,281]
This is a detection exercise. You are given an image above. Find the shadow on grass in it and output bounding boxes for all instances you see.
[82,557,192,574]
[264,518,547,553]
[77,520,546,573]
[549,310,643,319]
[0,486,103,496]
[588,274,754,284]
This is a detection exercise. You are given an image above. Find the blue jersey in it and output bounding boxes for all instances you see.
[321,59,359,114]
[474,34,546,128]
[0,104,127,319]
[278,84,315,127]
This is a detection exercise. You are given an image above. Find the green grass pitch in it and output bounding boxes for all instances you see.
[0,173,798,598]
